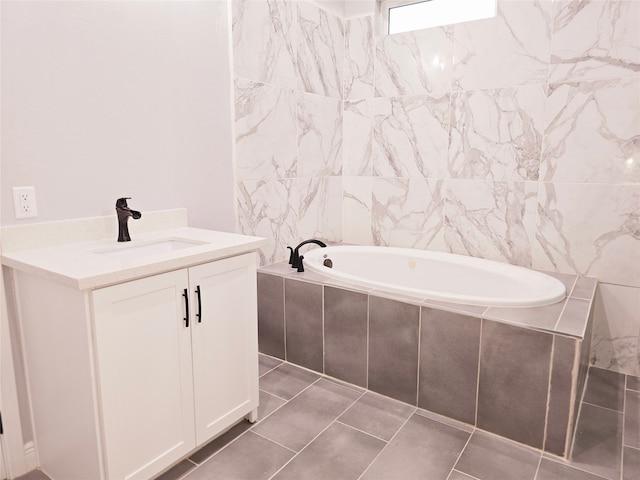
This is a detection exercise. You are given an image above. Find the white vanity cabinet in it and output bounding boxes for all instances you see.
[9,250,259,480]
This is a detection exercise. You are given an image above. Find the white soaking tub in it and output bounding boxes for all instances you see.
[303,246,565,308]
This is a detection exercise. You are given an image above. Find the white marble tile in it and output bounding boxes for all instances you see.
[373,94,450,178]
[236,179,298,265]
[533,183,640,287]
[234,78,297,180]
[452,0,553,91]
[541,76,640,183]
[232,0,297,89]
[549,0,640,84]
[296,92,342,177]
[344,99,373,176]
[444,180,538,267]
[591,283,640,376]
[344,15,374,100]
[342,176,373,246]
[295,176,342,243]
[375,26,454,97]
[297,1,344,98]
[372,177,446,250]
[448,85,546,181]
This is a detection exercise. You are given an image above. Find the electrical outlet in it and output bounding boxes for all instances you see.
[12,186,38,219]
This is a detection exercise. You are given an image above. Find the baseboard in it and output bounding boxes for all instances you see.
[23,442,36,473]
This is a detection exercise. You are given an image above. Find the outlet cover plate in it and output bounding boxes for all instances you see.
[12,186,38,219]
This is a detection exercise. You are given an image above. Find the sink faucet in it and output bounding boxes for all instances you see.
[287,239,327,272]
[116,197,142,242]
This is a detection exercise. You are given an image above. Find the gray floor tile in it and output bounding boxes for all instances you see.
[361,414,470,480]
[583,367,625,412]
[536,458,607,480]
[272,422,385,480]
[258,362,320,400]
[183,431,294,480]
[251,378,362,451]
[623,446,640,480]
[570,403,623,480]
[189,420,252,465]
[454,431,540,480]
[258,354,283,377]
[259,389,286,420]
[628,375,640,392]
[154,460,196,480]
[338,391,416,441]
[625,389,640,448]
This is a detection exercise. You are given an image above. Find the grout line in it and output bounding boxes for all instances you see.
[620,378,626,480]
[366,294,370,390]
[474,318,483,426]
[283,276,287,362]
[259,388,291,403]
[257,390,290,421]
[416,306,422,407]
[335,419,391,444]
[187,422,256,468]
[581,400,624,415]
[321,284,325,374]
[265,389,366,480]
[533,452,543,480]
[259,363,283,379]
[445,426,475,480]
[250,430,298,454]
[356,412,416,480]
[169,459,199,480]
[540,455,612,480]
[449,470,482,480]
[541,335,555,453]
[569,366,593,458]
[552,296,570,332]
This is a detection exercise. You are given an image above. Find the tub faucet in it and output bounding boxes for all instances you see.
[116,197,142,242]
[288,239,327,272]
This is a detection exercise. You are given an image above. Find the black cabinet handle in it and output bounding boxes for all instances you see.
[195,285,202,323]
[183,288,189,328]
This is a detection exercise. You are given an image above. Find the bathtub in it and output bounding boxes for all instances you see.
[303,245,565,308]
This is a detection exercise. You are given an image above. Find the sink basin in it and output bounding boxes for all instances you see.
[94,238,206,260]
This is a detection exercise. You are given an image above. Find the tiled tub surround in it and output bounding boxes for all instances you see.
[257,263,597,458]
[232,0,640,377]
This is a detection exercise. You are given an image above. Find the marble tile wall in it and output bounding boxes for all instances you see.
[232,0,639,375]
[232,0,344,265]
[340,0,639,376]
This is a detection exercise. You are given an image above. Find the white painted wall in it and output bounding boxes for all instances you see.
[1,0,235,231]
[1,2,236,475]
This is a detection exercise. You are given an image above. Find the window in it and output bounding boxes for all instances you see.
[381,0,497,35]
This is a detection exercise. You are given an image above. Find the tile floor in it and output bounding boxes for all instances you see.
[17,354,640,480]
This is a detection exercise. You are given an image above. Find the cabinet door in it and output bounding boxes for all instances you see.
[190,253,259,445]
[92,269,195,480]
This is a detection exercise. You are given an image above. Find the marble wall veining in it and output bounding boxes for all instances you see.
[232,0,639,375]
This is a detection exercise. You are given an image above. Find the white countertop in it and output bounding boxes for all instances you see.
[1,227,266,290]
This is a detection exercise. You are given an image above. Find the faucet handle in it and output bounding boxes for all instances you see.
[116,197,132,209]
